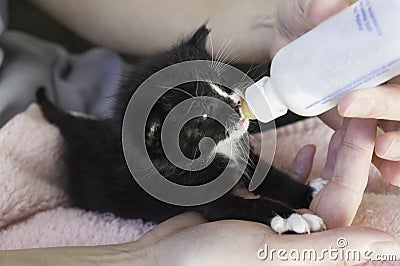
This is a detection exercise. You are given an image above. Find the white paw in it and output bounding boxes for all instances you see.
[271,213,326,234]
[309,177,328,198]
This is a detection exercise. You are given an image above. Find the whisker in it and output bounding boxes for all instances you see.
[217,54,241,75]
[209,32,215,69]
[214,35,234,73]
[159,85,194,99]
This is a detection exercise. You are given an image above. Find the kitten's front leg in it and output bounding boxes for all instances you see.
[196,195,325,234]
[252,163,328,209]
[253,166,315,209]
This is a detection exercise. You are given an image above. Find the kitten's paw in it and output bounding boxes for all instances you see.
[309,177,328,198]
[271,213,326,234]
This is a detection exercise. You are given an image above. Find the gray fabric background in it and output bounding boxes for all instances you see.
[0,0,123,127]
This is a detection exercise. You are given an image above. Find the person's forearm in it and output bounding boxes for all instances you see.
[0,243,150,266]
[30,0,280,63]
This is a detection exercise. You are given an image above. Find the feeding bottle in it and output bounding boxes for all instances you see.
[244,0,400,123]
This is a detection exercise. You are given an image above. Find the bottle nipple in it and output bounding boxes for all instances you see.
[241,98,257,120]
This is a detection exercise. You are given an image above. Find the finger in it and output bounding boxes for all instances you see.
[310,118,377,228]
[375,132,400,161]
[319,107,344,130]
[379,120,400,132]
[275,0,347,42]
[305,0,348,26]
[372,154,400,187]
[270,0,319,57]
[290,144,316,184]
[271,0,348,58]
[275,0,313,42]
[140,212,207,244]
[338,85,400,120]
[386,74,400,84]
[249,132,262,156]
[321,130,342,180]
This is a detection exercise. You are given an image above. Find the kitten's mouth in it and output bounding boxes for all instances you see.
[233,117,249,136]
[239,105,249,127]
[226,97,250,138]
[238,118,249,129]
[233,102,250,133]
[226,117,249,139]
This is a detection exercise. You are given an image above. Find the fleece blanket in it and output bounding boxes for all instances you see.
[0,104,399,251]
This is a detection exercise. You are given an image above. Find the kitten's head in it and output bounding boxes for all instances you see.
[118,25,251,166]
[149,79,250,162]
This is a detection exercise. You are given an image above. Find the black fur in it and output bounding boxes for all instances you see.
[36,26,314,226]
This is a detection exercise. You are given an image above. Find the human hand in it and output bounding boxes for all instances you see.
[270,0,349,59]
[273,0,400,188]
[127,119,400,266]
[133,211,399,266]
[310,118,377,228]
[252,118,376,229]
[138,117,397,265]
[335,79,400,187]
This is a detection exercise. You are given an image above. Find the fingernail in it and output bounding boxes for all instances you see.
[393,175,400,187]
[369,241,400,258]
[341,98,374,117]
[379,137,400,160]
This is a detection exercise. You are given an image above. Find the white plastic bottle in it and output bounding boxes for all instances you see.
[245,0,400,123]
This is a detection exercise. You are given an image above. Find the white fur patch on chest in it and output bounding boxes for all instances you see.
[214,138,233,158]
[214,137,247,169]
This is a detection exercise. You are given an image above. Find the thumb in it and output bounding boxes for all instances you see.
[271,0,348,57]
[290,144,316,184]
[305,0,349,26]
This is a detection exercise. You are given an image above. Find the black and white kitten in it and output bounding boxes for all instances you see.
[37,25,326,234]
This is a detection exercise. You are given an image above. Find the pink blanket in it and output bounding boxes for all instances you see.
[0,104,399,250]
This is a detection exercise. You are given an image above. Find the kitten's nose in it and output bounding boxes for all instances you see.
[230,94,242,107]
[236,98,242,106]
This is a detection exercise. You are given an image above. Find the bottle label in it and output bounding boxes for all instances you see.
[353,0,382,36]
[304,0,400,111]
[305,56,400,109]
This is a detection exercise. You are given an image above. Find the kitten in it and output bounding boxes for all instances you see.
[36,25,326,234]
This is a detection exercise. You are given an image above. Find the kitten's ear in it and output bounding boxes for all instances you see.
[187,24,210,49]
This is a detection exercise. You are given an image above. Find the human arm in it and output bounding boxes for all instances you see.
[29,0,280,63]
[29,0,351,64]
[0,243,149,266]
